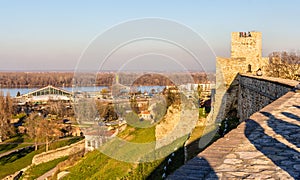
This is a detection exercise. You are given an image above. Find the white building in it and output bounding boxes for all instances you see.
[15,85,73,104]
[84,127,118,151]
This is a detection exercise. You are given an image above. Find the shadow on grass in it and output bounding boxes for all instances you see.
[0,136,24,154]
[0,146,34,165]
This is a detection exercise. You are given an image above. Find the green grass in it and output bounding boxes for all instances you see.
[12,113,26,120]
[62,151,132,180]
[21,156,68,180]
[0,147,39,179]
[117,125,156,143]
[47,136,84,151]
[0,136,83,179]
[199,107,208,118]
[0,135,34,154]
[62,125,157,180]
[62,126,188,180]
[125,112,153,128]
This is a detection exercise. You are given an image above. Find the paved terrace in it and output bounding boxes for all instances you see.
[168,91,300,179]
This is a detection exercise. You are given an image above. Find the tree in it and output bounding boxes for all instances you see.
[40,118,58,151]
[25,112,58,151]
[48,101,66,118]
[0,92,15,142]
[25,112,41,150]
[5,92,13,115]
[266,51,300,80]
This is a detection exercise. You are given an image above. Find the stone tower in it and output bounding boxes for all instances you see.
[217,31,268,87]
[231,31,266,73]
[210,31,269,125]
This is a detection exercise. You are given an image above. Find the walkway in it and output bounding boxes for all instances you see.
[168,91,300,179]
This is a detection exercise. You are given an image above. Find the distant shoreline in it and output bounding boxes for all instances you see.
[0,72,214,89]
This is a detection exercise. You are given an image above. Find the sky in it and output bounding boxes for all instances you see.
[0,0,300,72]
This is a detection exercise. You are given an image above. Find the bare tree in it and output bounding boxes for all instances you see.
[25,112,59,151]
[0,92,15,142]
[25,112,41,150]
[48,101,66,118]
[40,118,58,151]
[266,51,300,80]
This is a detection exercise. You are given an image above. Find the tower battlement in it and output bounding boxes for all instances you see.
[231,31,262,62]
[217,31,268,87]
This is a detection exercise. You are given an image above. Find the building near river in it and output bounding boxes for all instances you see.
[15,85,73,104]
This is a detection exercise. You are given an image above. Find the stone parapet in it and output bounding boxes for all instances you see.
[32,139,85,165]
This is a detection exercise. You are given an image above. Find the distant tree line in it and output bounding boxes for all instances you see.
[0,72,212,88]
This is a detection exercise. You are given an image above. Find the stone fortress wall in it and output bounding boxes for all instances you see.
[237,74,298,121]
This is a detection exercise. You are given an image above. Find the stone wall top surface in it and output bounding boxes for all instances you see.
[240,74,299,88]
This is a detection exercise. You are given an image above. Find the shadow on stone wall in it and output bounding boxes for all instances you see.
[166,156,218,179]
[281,111,300,122]
[293,105,300,109]
[245,115,300,179]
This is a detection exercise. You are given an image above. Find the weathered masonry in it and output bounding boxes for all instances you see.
[238,74,298,121]
[213,31,270,123]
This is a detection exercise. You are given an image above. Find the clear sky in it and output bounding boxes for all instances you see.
[0,0,300,72]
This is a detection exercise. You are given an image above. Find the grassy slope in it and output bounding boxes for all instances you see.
[0,136,82,179]
[21,156,68,180]
[63,124,189,180]
[63,125,157,180]
[0,135,33,154]
[63,108,215,179]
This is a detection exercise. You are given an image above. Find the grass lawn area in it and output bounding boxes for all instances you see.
[117,125,156,143]
[0,147,39,179]
[0,136,83,179]
[62,151,132,180]
[63,125,157,179]
[0,135,34,154]
[62,125,187,179]
[21,156,68,180]
[48,136,84,151]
